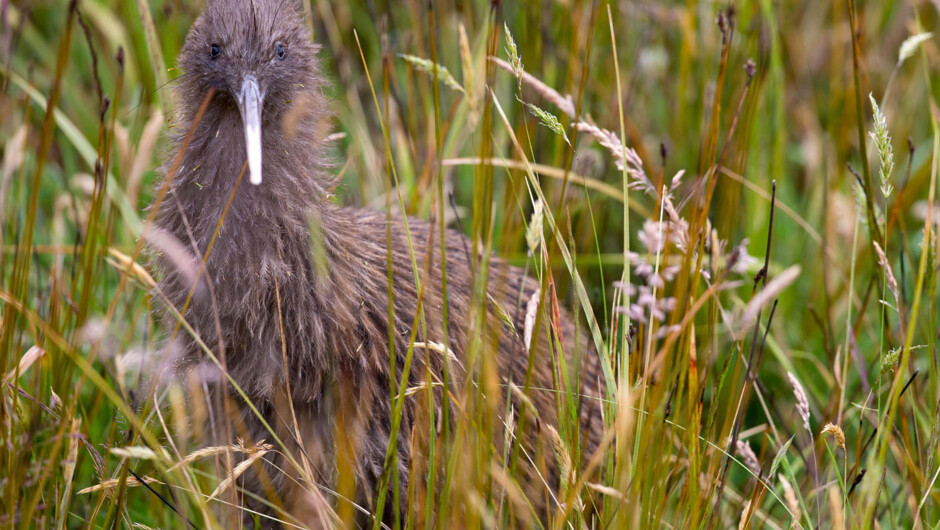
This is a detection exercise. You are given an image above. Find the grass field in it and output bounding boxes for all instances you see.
[2,0,940,528]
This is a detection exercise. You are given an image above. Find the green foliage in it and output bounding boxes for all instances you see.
[2,1,939,528]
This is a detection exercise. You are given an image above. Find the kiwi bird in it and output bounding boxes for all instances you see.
[150,0,605,525]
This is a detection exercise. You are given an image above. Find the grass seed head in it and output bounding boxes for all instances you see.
[821,422,846,450]
[787,372,811,432]
[873,241,900,312]
[779,475,801,522]
[503,22,523,89]
[522,100,570,145]
[399,54,465,94]
[735,440,761,476]
[868,93,895,201]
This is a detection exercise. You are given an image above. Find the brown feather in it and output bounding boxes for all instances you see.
[150,0,605,524]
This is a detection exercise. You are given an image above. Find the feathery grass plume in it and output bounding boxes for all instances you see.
[399,54,465,94]
[490,57,575,116]
[503,22,523,90]
[869,94,895,200]
[881,346,901,377]
[0,123,27,238]
[501,404,516,477]
[873,241,900,311]
[616,283,677,323]
[110,445,170,461]
[508,382,538,415]
[485,294,519,339]
[488,463,535,528]
[49,388,63,411]
[821,423,846,450]
[574,121,655,193]
[725,238,759,275]
[1,124,27,194]
[3,345,45,383]
[113,110,163,205]
[458,23,478,128]
[141,227,198,288]
[55,418,81,529]
[526,198,543,256]
[521,100,570,145]
[880,344,925,378]
[741,265,802,330]
[523,290,540,351]
[106,247,156,289]
[735,440,761,476]
[207,440,275,501]
[787,372,811,432]
[458,24,474,92]
[494,51,664,208]
[413,341,461,365]
[76,475,164,496]
[737,499,752,530]
[546,424,574,495]
[79,439,274,496]
[167,384,189,449]
[586,482,625,500]
[779,475,802,522]
[898,32,934,64]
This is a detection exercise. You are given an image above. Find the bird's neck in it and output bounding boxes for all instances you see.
[158,103,334,286]
[155,94,347,400]
[178,106,324,190]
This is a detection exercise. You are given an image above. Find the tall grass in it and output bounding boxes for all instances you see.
[2,0,940,528]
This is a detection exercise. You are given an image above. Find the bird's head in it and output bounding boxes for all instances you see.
[178,0,319,185]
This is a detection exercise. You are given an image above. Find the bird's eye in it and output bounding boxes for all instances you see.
[209,44,221,59]
[275,42,286,60]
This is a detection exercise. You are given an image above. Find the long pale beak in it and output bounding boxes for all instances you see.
[237,75,264,185]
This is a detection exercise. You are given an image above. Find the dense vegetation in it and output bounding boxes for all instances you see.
[2,0,939,528]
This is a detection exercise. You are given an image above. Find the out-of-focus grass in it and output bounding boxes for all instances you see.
[2,0,939,528]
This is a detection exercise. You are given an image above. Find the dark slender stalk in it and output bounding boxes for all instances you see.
[127,467,199,529]
[706,181,776,530]
[846,0,883,247]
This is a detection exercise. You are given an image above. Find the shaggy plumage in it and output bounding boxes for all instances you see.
[150,0,605,525]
